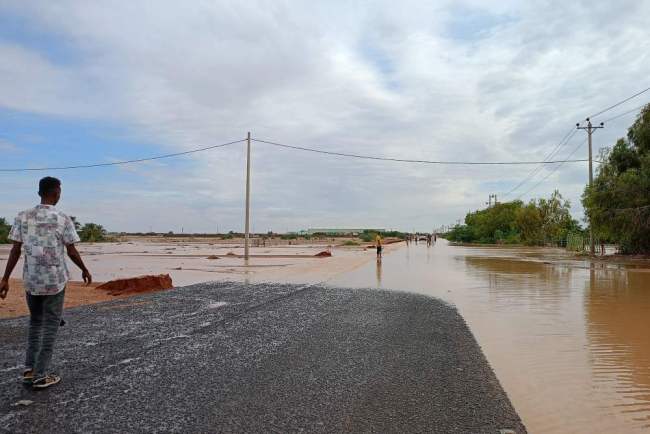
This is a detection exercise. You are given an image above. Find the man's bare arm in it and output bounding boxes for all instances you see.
[0,241,22,299]
[66,244,92,285]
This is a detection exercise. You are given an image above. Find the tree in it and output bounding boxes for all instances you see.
[70,216,82,231]
[79,223,107,242]
[537,190,578,243]
[515,203,543,244]
[447,191,579,246]
[582,104,650,253]
[0,218,10,244]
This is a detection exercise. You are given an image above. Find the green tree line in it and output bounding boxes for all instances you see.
[582,104,650,254]
[0,218,10,244]
[0,216,107,243]
[445,190,581,245]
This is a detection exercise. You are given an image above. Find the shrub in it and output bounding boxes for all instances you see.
[0,217,10,244]
[79,223,107,242]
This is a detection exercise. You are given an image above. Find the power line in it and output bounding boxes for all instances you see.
[0,139,246,172]
[589,86,650,119]
[501,90,649,198]
[602,103,648,123]
[501,127,577,198]
[515,137,588,200]
[251,138,589,165]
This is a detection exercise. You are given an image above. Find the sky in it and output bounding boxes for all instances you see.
[1,0,649,233]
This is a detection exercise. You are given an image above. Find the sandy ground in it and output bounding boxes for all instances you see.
[0,239,399,318]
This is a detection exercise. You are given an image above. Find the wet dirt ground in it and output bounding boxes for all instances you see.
[330,240,650,433]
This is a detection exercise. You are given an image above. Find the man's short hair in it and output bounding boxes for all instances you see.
[38,176,61,196]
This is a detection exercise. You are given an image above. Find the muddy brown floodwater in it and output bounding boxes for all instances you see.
[330,240,650,433]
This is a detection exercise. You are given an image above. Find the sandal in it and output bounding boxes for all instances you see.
[22,369,34,385]
[32,374,61,389]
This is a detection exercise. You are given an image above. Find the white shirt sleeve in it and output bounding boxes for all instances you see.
[8,215,23,242]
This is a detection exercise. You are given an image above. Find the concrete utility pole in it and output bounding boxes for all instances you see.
[577,118,604,256]
[244,131,251,260]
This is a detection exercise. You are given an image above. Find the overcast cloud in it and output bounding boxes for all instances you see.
[1,0,649,232]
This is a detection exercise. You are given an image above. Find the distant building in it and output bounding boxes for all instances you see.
[306,228,385,236]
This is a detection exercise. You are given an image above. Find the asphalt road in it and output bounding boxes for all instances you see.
[0,282,526,433]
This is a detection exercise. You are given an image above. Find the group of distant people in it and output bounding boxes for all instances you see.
[404,232,437,247]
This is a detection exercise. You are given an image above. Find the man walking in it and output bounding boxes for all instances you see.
[0,177,91,389]
[375,233,383,260]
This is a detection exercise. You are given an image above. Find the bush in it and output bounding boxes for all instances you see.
[447,190,579,245]
[79,223,107,242]
[343,240,359,246]
[0,217,10,244]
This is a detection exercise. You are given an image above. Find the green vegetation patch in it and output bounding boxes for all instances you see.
[446,190,580,246]
[582,104,650,254]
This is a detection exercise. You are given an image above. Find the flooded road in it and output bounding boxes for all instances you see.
[329,240,650,433]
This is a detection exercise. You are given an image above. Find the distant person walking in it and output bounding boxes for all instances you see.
[0,177,92,389]
[375,233,383,259]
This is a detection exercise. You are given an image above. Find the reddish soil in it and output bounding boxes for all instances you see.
[1,274,175,319]
[1,279,122,319]
[97,274,173,296]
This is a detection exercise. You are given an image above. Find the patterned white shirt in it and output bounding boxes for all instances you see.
[9,205,80,295]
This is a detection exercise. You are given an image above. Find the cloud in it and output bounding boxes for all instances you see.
[0,0,649,231]
[0,138,19,152]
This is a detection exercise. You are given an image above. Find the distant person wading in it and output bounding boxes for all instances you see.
[0,177,92,389]
[376,233,383,259]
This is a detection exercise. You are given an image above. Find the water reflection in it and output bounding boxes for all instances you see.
[375,258,382,287]
[462,256,574,312]
[586,269,650,429]
[330,242,650,433]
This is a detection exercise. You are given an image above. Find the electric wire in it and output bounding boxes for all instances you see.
[501,89,650,199]
[501,127,577,198]
[251,138,589,165]
[2,88,647,173]
[602,104,648,124]
[588,86,650,119]
[0,139,247,172]
[515,137,588,200]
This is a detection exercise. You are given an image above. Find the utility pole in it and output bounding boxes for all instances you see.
[244,131,251,260]
[577,118,604,256]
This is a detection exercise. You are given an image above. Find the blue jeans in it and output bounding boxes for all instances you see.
[25,289,65,378]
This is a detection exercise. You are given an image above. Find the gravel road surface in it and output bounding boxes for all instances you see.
[0,282,526,433]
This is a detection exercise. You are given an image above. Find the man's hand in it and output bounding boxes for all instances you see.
[0,278,9,300]
[66,244,91,286]
[82,269,92,286]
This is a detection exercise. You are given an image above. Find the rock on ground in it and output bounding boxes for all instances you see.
[0,282,526,433]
